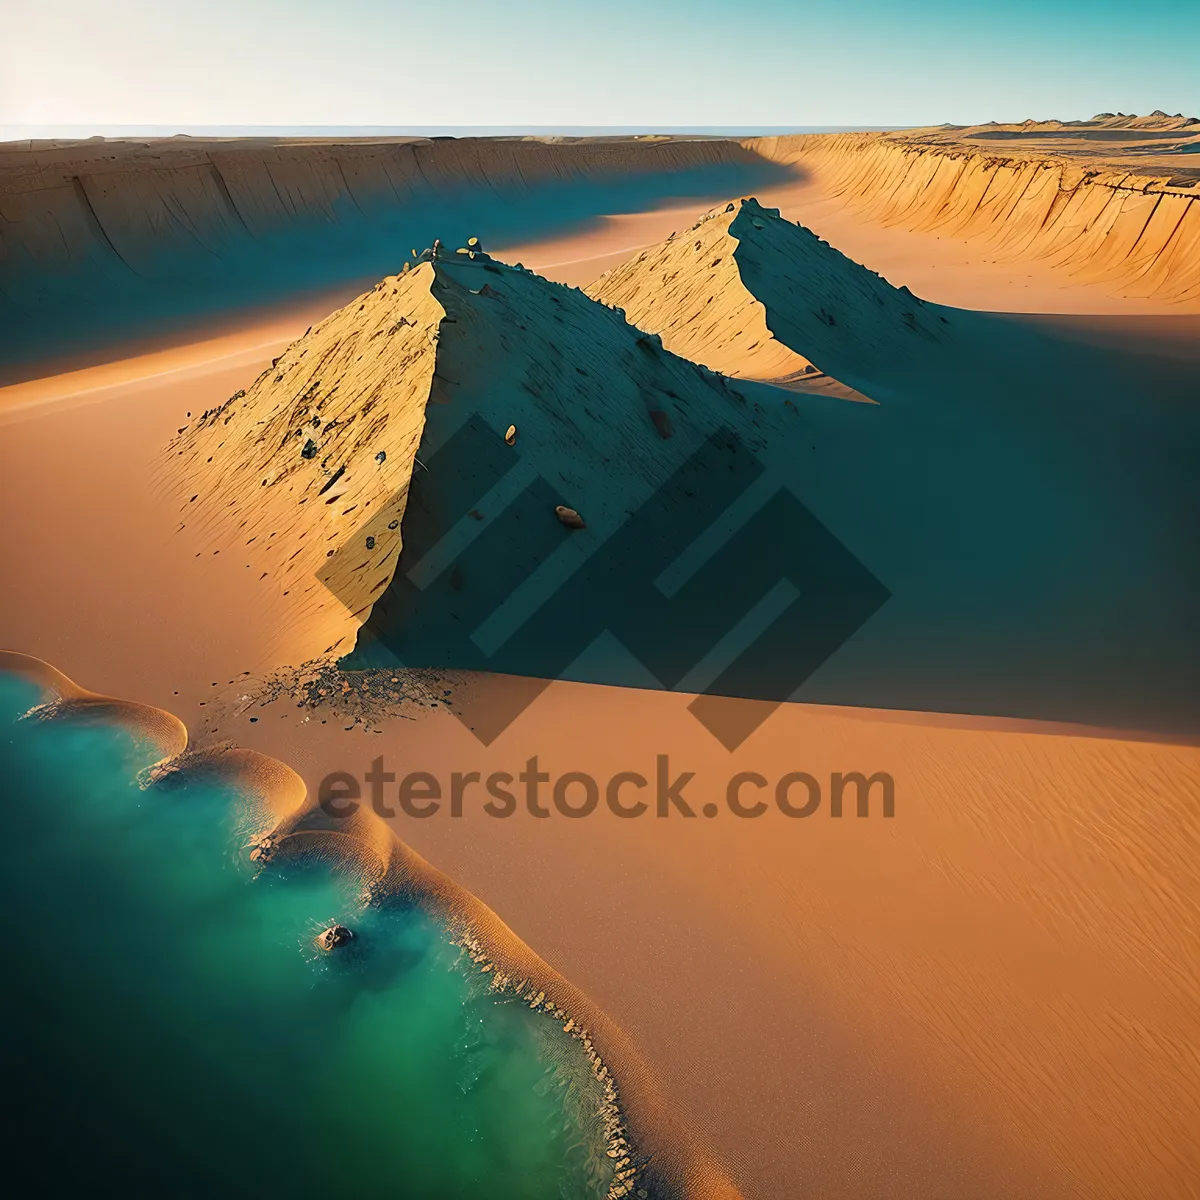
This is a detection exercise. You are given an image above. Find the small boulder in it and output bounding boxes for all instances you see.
[504,424,518,446]
[316,924,354,952]
[249,834,277,864]
[301,439,318,460]
[555,505,586,530]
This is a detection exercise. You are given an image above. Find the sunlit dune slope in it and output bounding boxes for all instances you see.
[169,249,781,664]
[167,264,444,632]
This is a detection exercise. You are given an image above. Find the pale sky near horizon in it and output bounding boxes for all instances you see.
[2,0,1197,131]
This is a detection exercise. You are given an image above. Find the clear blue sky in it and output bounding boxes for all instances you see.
[2,0,1197,131]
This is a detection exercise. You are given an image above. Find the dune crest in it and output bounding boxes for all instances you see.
[587,197,950,400]
[170,248,781,665]
[166,262,444,629]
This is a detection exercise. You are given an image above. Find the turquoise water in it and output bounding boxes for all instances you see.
[0,672,614,1198]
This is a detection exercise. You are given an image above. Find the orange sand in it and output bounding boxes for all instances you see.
[2,176,1199,1199]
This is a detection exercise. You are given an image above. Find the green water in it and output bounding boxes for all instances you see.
[0,673,614,1199]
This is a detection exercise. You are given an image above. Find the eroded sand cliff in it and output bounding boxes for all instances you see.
[747,116,1200,307]
[6,120,1199,375]
[0,135,783,369]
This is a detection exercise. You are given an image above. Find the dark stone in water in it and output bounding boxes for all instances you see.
[317,925,354,952]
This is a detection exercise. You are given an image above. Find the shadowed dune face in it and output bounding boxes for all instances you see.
[747,125,1200,307]
[0,135,793,376]
[172,247,869,747]
[586,197,949,400]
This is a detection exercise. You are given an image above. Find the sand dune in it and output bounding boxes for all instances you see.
[586,197,950,399]
[170,247,795,708]
[748,120,1200,308]
[173,233,1200,741]
[166,263,445,630]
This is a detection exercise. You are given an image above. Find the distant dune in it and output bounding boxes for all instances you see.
[586,197,949,400]
[747,116,1200,308]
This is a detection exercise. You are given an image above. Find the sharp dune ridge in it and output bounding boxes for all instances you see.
[1,648,740,1200]
[171,209,1200,735]
[587,196,951,400]
[166,262,444,633]
[746,125,1200,307]
[169,250,778,655]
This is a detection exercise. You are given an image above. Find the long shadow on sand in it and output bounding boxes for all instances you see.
[350,300,1200,744]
